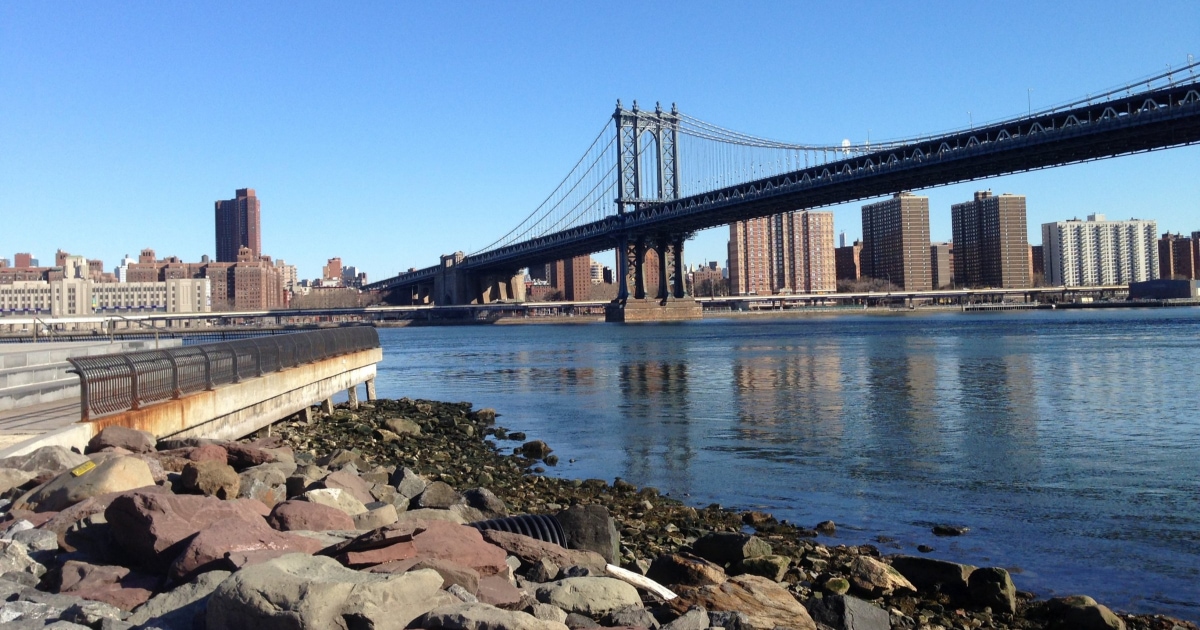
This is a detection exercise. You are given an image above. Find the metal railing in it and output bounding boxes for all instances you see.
[67,327,379,421]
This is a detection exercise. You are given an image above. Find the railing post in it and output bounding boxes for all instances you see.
[67,365,89,422]
[121,355,140,411]
[197,346,215,390]
[165,351,181,399]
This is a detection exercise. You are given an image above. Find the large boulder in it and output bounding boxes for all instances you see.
[1042,595,1126,630]
[86,426,155,454]
[691,532,772,566]
[168,516,324,581]
[327,520,509,577]
[268,499,356,532]
[56,560,157,611]
[205,554,456,630]
[104,490,270,572]
[353,503,399,530]
[17,456,156,513]
[126,569,230,629]
[315,469,375,506]
[889,555,975,603]
[179,460,240,499]
[416,602,569,630]
[462,488,507,519]
[478,530,607,574]
[0,446,90,475]
[391,467,428,500]
[239,463,291,508]
[534,577,642,617]
[220,442,278,470]
[807,594,890,630]
[555,504,619,564]
[414,481,462,509]
[670,574,816,630]
[848,556,915,597]
[647,553,727,587]
[968,567,1016,615]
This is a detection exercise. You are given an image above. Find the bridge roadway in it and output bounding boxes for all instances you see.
[368,78,1200,294]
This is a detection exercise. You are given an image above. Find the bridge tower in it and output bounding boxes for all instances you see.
[609,101,699,322]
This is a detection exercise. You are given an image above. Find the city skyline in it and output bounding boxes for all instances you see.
[2,3,1199,281]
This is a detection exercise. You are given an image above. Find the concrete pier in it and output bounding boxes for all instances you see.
[605,298,703,323]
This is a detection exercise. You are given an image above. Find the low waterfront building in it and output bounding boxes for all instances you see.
[1158,232,1199,280]
[0,277,210,318]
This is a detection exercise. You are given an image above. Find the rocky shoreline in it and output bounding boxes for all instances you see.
[0,397,1193,630]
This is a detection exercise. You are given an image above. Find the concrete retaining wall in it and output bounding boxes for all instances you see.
[0,347,381,457]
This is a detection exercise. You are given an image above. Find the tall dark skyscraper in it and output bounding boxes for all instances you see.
[215,188,261,263]
[860,192,932,291]
[951,190,1030,288]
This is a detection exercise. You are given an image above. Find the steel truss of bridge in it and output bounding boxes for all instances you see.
[367,68,1200,298]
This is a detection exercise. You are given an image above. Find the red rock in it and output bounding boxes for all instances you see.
[168,516,323,581]
[1,509,58,528]
[219,442,276,469]
[367,558,481,594]
[647,552,728,587]
[317,469,375,505]
[57,560,157,611]
[338,541,418,568]
[86,426,156,454]
[477,575,523,608]
[410,521,509,577]
[479,529,607,573]
[267,500,356,532]
[104,490,271,573]
[41,485,172,538]
[186,444,229,463]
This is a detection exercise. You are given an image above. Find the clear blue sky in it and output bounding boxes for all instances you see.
[2,2,1198,281]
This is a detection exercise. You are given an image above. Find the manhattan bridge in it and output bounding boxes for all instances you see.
[365,62,1200,321]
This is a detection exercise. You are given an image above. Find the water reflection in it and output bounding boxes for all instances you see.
[617,341,694,490]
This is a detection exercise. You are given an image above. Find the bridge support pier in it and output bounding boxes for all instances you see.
[607,232,701,323]
[347,384,359,410]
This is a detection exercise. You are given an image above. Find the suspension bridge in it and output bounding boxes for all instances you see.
[365,62,1200,321]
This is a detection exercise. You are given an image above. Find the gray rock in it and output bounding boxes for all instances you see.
[45,622,96,630]
[1043,595,1126,630]
[1,570,39,587]
[87,426,156,454]
[528,558,559,583]
[205,554,456,629]
[392,467,428,500]
[708,610,754,630]
[302,488,368,516]
[0,446,90,475]
[0,540,45,579]
[529,603,568,624]
[0,519,35,539]
[62,600,128,626]
[0,469,36,495]
[447,583,478,603]
[394,508,468,525]
[692,532,772,566]
[0,599,61,624]
[807,594,890,630]
[848,556,914,597]
[662,606,709,630]
[890,555,976,603]
[415,481,462,509]
[352,503,399,530]
[417,602,569,630]
[563,612,599,628]
[127,569,230,629]
[604,603,660,629]
[12,528,58,552]
[555,504,619,564]
[534,577,641,617]
[18,456,156,513]
[968,567,1016,615]
[383,417,422,436]
[462,488,507,519]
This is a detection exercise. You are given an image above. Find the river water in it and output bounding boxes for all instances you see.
[371,308,1200,620]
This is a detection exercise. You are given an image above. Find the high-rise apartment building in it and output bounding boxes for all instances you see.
[14,253,33,269]
[861,193,932,291]
[550,256,593,301]
[323,258,343,284]
[930,242,953,289]
[835,241,862,281]
[215,188,262,262]
[1042,214,1158,287]
[728,211,836,295]
[950,191,1031,288]
[1158,233,1199,280]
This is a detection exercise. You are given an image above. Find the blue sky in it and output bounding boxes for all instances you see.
[2,2,1198,281]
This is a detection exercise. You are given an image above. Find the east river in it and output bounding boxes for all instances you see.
[371,308,1200,620]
